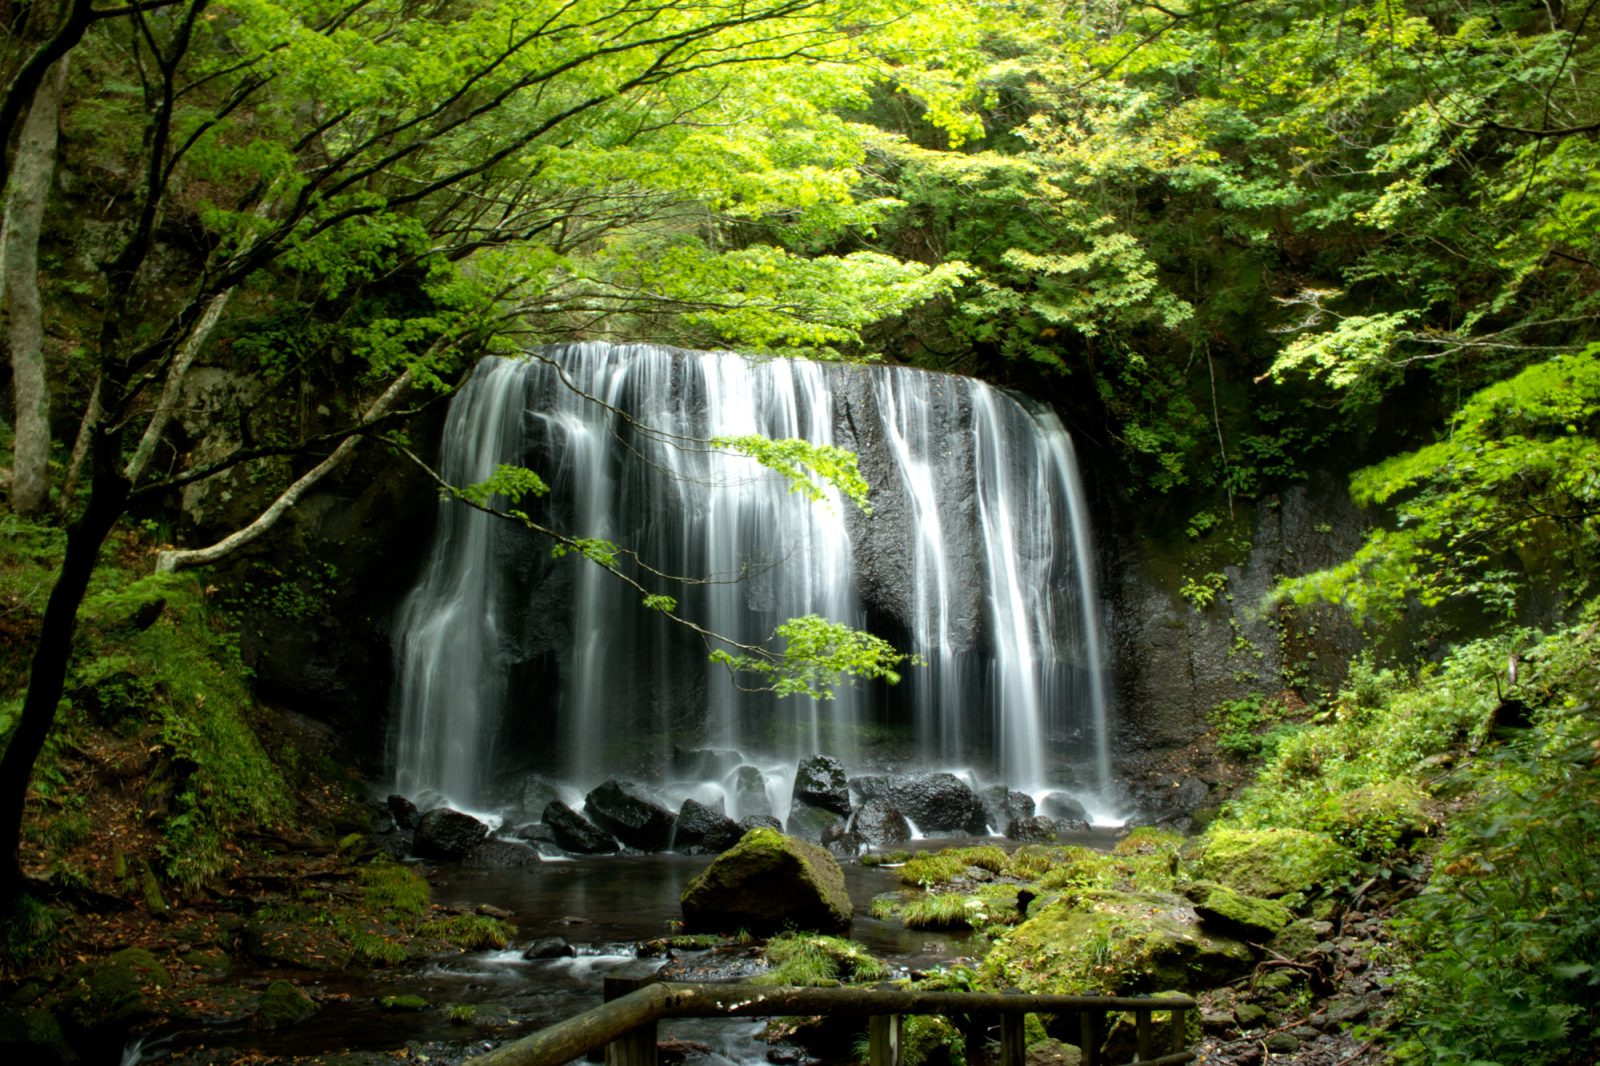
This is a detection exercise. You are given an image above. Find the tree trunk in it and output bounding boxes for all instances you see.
[3,57,66,516]
[0,439,129,903]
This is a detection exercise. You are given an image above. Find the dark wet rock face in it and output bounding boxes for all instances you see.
[980,785,1036,831]
[1039,792,1089,823]
[675,797,742,853]
[849,797,912,848]
[463,839,540,868]
[542,800,618,854]
[584,780,677,851]
[413,808,489,859]
[1006,815,1060,842]
[883,773,987,835]
[792,755,851,815]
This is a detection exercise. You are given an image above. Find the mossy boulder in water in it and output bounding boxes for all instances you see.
[681,827,852,934]
[1185,881,1292,940]
[59,947,171,1046]
[981,889,1253,995]
[256,980,317,1028]
[1189,828,1354,899]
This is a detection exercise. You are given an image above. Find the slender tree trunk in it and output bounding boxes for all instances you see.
[0,437,128,903]
[3,57,66,516]
[122,288,233,485]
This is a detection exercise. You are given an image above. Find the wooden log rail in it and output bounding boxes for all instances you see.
[464,970,1196,1066]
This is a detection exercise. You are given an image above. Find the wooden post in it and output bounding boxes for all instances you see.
[999,1013,1026,1066]
[1135,1010,1152,1061]
[1079,1011,1099,1066]
[603,964,661,1066]
[1169,1006,1186,1056]
[869,1014,901,1066]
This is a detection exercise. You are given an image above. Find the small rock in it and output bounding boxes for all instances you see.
[543,800,619,854]
[848,797,911,848]
[414,808,490,859]
[1265,1032,1299,1053]
[476,903,514,920]
[522,937,576,960]
[257,980,317,1029]
[1233,1002,1267,1028]
[1005,815,1059,842]
[1325,994,1369,1025]
[792,755,851,815]
[463,839,539,868]
[1039,792,1089,822]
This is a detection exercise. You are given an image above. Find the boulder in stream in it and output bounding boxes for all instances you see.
[848,797,911,848]
[413,808,489,859]
[980,785,1036,831]
[1005,815,1060,843]
[884,773,987,835]
[385,794,421,831]
[674,797,741,853]
[584,780,678,851]
[542,800,618,854]
[785,801,844,843]
[726,765,773,818]
[1039,792,1089,824]
[681,827,852,934]
[791,755,851,815]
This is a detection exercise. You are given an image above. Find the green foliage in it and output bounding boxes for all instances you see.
[0,895,67,972]
[712,436,872,514]
[1208,693,1297,760]
[457,465,551,510]
[1389,701,1600,1064]
[710,615,912,700]
[758,932,887,985]
[1275,353,1600,624]
[1178,572,1227,611]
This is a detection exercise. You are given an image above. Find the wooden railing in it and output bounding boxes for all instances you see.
[463,966,1195,1066]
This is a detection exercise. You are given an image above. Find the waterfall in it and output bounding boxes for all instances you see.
[390,343,1110,808]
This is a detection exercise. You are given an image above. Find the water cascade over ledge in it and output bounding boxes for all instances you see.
[390,343,1112,817]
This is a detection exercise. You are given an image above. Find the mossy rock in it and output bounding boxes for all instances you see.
[257,980,317,1028]
[1270,918,1330,960]
[1185,881,1291,940]
[1188,828,1354,899]
[0,1007,75,1064]
[1112,828,1185,856]
[981,889,1253,995]
[681,828,852,934]
[1316,780,1434,857]
[59,947,171,1039]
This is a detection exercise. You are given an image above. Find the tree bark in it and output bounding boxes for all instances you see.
[3,57,66,516]
[0,436,128,903]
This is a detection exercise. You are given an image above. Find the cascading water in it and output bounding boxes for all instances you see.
[389,343,1111,812]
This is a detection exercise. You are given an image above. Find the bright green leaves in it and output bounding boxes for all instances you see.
[455,465,550,511]
[710,615,912,700]
[549,538,621,570]
[1275,351,1600,623]
[712,435,872,514]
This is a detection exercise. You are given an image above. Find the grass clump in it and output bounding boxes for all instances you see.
[360,860,431,918]
[899,846,1007,887]
[417,914,514,950]
[758,932,887,985]
[860,850,912,867]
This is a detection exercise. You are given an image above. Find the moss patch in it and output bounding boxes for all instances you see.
[981,889,1253,995]
[681,828,851,934]
[257,980,317,1028]
[1189,828,1353,898]
[1185,881,1292,940]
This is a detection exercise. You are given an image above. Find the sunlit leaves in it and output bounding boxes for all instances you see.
[710,615,911,699]
[712,435,872,514]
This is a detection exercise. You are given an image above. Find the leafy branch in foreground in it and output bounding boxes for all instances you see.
[394,444,909,699]
[712,435,873,514]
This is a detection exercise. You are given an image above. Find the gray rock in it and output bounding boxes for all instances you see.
[463,839,539,868]
[792,755,851,815]
[542,800,618,854]
[848,797,911,848]
[413,808,489,859]
[522,937,577,960]
[1039,792,1089,823]
[727,765,773,818]
[848,775,888,801]
[386,794,420,830]
[821,821,862,859]
[517,776,563,820]
[883,773,987,835]
[979,785,1035,831]
[584,780,677,851]
[738,814,784,833]
[786,801,845,842]
[675,797,742,852]
[1005,815,1060,842]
